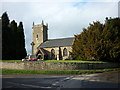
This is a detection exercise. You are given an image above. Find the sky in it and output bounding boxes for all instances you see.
[0,0,119,54]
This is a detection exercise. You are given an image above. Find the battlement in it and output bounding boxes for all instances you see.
[32,20,48,55]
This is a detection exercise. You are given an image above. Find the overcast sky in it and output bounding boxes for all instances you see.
[0,0,119,54]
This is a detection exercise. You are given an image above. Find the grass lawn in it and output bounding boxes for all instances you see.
[0,60,22,62]
[44,60,107,63]
[1,68,120,75]
[0,60,107,63]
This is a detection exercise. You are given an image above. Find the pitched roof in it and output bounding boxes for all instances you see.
[40,48,50,55]
[38,37,74,48]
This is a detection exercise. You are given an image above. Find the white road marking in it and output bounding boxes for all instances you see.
[52,83,56,86]
[52,81,59,85]
[52,76,75,86]
[7,81,52,88]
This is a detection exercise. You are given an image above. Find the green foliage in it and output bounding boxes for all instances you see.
[72,17,120,62]
[17,22,27,59]
[1,12,9,30]
[9,20,17,59]
[2,12,10,60]
[0,15,2,60]
[1,12,27,60]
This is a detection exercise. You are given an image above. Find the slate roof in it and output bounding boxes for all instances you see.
[40,48,50,55]
[38,37,74,48]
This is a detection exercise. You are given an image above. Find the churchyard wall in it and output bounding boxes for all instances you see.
[0,61,120,70]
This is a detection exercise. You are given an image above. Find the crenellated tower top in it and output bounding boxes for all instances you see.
[32,20,48,55]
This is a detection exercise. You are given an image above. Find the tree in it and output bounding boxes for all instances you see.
[9,20,17,59]
[2,12,10,60]
[1,12,27,60]
[0,17,2,60]
[17,22,27,59]
[2,12,9,30]
[72,17,120,62]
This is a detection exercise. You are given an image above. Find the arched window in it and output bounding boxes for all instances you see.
[51,49,55,59]
[63,48,67,56]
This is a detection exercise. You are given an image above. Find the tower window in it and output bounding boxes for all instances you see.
[36,34,38,38]
[63,48,67,56]
[36,34,39,40]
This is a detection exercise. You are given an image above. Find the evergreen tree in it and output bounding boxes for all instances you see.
[2,12,10,60]
[17,22,27,59]
[72,17,120,62]
[2,12,9,30]
[9,20,17,59]
[1,12,27,60]
[0,17,2,60]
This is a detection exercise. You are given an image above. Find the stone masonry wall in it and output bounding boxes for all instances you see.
[0,62,120,71]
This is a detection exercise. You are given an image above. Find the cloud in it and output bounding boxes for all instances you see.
[1,1,118,54]
[0,0,120,2]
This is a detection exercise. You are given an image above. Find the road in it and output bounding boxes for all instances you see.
[1,70,120,89]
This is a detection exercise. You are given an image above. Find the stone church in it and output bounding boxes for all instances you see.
[31,21,74,60]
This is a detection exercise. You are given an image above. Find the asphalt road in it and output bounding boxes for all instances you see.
[1,71,120,89]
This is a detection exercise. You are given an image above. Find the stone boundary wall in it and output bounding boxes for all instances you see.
[0,62,120,70]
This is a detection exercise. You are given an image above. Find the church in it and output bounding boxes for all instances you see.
[31,21,74,60]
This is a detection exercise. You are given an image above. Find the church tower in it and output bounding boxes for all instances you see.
[32,20,48,55]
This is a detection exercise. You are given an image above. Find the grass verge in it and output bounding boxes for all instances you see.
[44,60,107,63]
[1,68,120,75]
[0,60,107,63]
[0,60,21,62]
